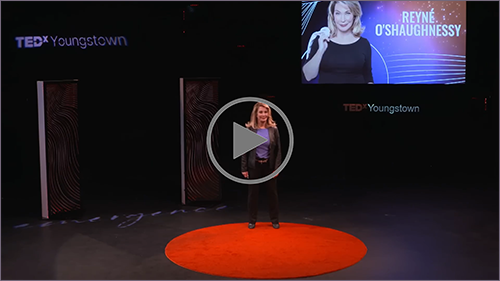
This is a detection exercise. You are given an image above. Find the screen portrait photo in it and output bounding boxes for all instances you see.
[301,1,467,84]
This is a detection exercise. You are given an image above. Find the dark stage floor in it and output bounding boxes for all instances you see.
[2,178,499,280]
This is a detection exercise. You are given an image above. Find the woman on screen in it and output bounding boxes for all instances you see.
[302,1,374,84]
[241,102,282,230]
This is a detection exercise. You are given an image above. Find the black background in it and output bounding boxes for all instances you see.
[2,1,498,216]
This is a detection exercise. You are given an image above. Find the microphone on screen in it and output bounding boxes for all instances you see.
[305,27,331,60]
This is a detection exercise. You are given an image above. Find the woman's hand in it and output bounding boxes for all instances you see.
[317,27,330,53]
[242,171,249,179]
[318,33,328,53]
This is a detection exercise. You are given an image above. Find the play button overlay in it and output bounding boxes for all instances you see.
[206,97,294,185]
[233,122,268,159]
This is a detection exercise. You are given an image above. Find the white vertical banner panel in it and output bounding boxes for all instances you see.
[37,79,81,219]
[180,77,221,205]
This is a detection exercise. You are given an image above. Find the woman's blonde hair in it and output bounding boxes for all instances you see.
[327,1,365,38]
[245,102,277,129]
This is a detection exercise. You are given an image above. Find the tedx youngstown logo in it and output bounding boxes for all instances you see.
[15,35,128,49]
[344,103,420,114]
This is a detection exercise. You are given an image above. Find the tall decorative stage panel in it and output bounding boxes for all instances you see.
[37,80,81,219]
[180,78,221,205]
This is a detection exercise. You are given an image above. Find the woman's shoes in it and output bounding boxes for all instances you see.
[248,222,280,229]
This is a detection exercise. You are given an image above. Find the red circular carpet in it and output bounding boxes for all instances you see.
[165,222,367,279]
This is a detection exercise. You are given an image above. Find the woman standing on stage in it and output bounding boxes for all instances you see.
[241,102,282,229]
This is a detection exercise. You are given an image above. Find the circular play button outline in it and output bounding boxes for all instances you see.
[206,97,294,185]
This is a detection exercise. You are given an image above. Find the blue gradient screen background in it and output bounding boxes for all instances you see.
[301,1,467,84]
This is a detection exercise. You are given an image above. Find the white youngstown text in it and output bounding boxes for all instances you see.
[15,35,128,49]
[367,104,420,114]
[50,35,128,48]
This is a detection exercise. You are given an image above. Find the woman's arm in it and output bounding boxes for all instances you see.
[241,153,248,173]
[274,127,282,170]
[363,39,374,84]
[303,34,328,81]
[303,51,326,81]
